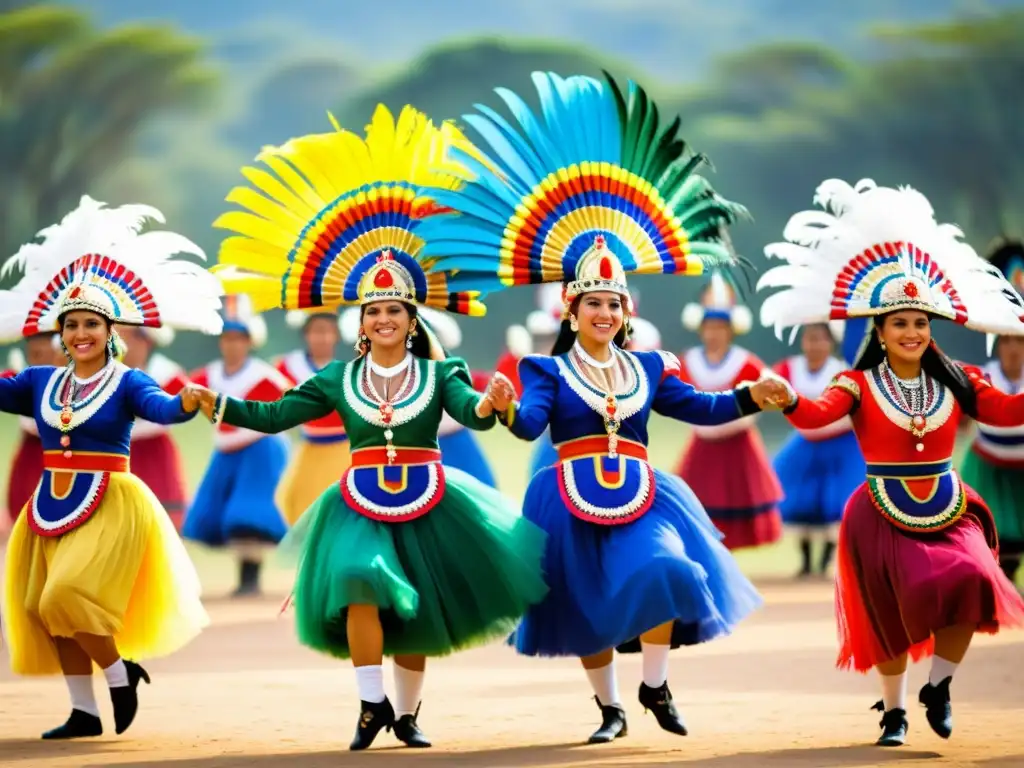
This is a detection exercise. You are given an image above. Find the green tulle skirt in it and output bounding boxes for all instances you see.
[280,466,548,659]
[960,449,1024,543]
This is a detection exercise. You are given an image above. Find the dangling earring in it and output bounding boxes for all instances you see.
[354,327,369,355]
[407,321,418,349]
[60,339,72,362]
[880,338,887,352]
[106,335,116,360]
[569,315,579,333]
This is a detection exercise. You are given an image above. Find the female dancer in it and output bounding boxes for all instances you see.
[198,104,547,750]
[119,326,191,530]
[274,309,350,527]
[759,178,1024,746]
[4,333,62,524]
[183,295,291,597]
[771,322,865,576]
[0,195,218,739]
[960,239,1024,586]
[341,306,498,487]
[417,71,783,742]
[676,271,784,550]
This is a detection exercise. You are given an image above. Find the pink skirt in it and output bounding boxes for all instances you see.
[835,482,1024,672]
[132,433,188,530]
[676,429,783,550]
[6,433,43,523]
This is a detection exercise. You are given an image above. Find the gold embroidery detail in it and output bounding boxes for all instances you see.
[829,374,861,400]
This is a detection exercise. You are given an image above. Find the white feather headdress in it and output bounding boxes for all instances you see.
[221,294,268,349]
[758,179,1024,345]
[681,271,752,335]
[628,316,662,351]
[0,195,223,343]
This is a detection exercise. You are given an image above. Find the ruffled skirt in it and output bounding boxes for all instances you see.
[275,438,352,526]
[959,448,1024,545]
[438,428,496,488]
[511,466,762,658]
[131,433,189,530]
[774,430,864,527]
[6,432,43,523]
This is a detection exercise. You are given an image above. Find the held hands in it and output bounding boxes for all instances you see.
[487,373,517,412]
[181,384,219,421]
[749,376,795,411]
[179,384,202,414]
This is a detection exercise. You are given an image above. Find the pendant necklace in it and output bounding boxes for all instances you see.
[572,343,622,458]
[366,354,411,464]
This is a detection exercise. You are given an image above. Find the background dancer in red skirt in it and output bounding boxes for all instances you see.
[759,177,1024,747]
[120,326,191,530]
[676,271,783,550]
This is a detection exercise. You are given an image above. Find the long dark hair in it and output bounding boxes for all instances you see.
[358,302,437,360]
[860,314,978,419]
[550,293,630,356]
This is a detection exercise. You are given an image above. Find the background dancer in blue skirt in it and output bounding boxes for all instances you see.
[418,70,790,744]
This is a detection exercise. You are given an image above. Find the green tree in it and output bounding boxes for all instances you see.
[0,4,216,260]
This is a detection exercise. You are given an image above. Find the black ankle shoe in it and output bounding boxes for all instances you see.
[872,700,908,746]
[798,540,813,578]
[819,541,836,574]
[350,697,395,751]
[41,709,103,740]
[588,696,627,744]
[638,682,687,736]
[394,702,431,748]
[918,677,953,739]
[111,660,151,735]
[232,560,262,597]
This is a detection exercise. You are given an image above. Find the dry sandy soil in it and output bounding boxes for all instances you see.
[2,577,1022,768]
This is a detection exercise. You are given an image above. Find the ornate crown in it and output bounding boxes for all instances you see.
[356,250,417,305]
[565,235,630,305]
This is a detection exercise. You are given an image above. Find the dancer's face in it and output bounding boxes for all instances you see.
[304,316,340,360]
[219,330,251,368]
[361,301,412,352]
[801,324,834,369]
[700,318,732,354]
[575,292,624,345]
[997,335,1024,375]
[119,327,152,369]
[879,310,931,365]
[60,311,109,367]
[25,334,58,366]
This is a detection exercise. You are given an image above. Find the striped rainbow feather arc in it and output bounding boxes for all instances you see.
[212,103,487,316]
[415,70,745,291]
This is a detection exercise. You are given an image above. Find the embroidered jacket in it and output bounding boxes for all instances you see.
[190,358,291,453]
[679,346,764,440]
[216,356,494,522]
[131,352,191,441]
[501,348,759,525]
[969,360,1024,469]
[785,365,1024,533]
[772,355,852,441]
[0,363,194,536]
[274,350,347,444]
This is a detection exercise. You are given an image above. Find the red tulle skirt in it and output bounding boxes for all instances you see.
[6,433,43,523]
[835,482,1024,672]
[676,429,783,550]
[131,433,188,530]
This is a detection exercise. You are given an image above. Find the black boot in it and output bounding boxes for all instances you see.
[872,701,908,746]
[819,540,836,575]
[588,696,627,744]
[393,702,431,748]
[918,677,953,739]
[110,660,151,735]
[41,709,103,740]
[797,539,812,578]
[232,560,262,597]
[638,682,687,736]
[350,697,395,751]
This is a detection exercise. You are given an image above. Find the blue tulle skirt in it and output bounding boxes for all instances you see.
[182,436,290,546]
[527,431,558,479]
[511,466,763,658]
[438,428,497,488]
[774,430,864,527]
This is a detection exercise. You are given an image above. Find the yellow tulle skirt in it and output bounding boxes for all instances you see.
[275,438,351,526]
[2,472,209,675]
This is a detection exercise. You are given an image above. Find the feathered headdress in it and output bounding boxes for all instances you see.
[758,179,1024,365]
[0,196,222,344]
[415,71,746,315]
[681,270,752,335]
[220,294,268,349]
[212,105,486,317]
[525,283,567,337]
[982,237,1024,353]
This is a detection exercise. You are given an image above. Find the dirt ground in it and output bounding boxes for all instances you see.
[2,578,1022,768]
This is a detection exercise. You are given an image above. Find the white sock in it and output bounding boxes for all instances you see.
[354,664,386,704]
[879,671,907,711]
[641,641,671,688]
[929,656,959,686]
[65,674,100,717]
[393,663,425,717]
[103,658,129,688]
[584,661,621,707]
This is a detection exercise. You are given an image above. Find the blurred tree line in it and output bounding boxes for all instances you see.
[1,1,1020,368]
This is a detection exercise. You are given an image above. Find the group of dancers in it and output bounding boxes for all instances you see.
[1,70,1023,752]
